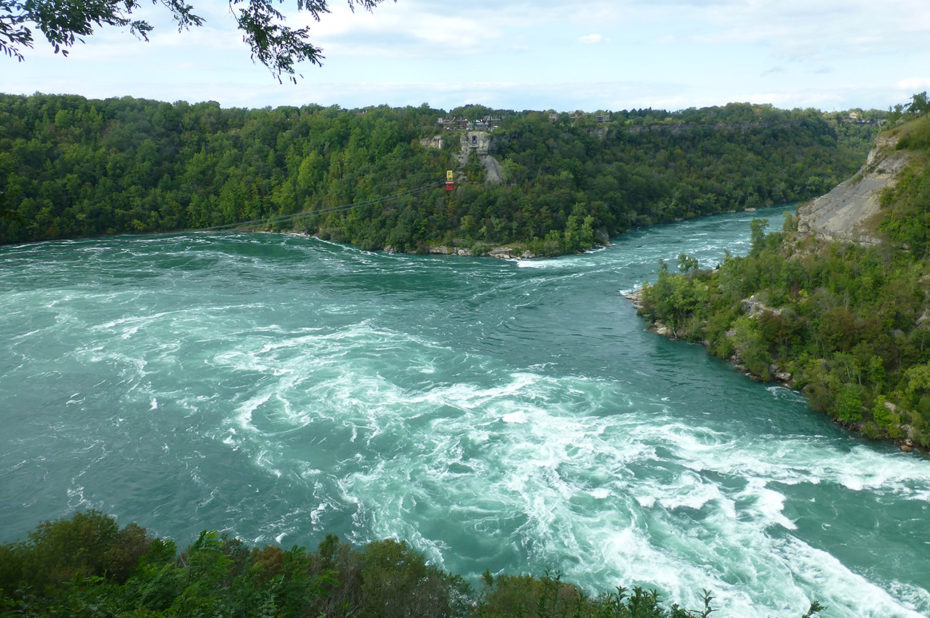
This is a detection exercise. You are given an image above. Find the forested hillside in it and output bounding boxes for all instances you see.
[637,105,930,450]
[0,93,880,253]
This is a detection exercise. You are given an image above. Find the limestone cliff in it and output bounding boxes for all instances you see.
[456,131,504,184]
[796,134,913,245]
[419,130,505,184]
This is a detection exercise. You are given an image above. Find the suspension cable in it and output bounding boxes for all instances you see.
[192,181,442,233]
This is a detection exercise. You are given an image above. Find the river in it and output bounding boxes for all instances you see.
[2,206,928,616]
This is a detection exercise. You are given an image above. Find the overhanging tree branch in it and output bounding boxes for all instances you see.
[0,0,390,80]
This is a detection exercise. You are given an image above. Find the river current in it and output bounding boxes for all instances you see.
[2,206,929,616]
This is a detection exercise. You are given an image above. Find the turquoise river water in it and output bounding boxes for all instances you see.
[2,206,929,616]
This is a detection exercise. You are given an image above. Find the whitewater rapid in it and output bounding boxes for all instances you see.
[2,207,929,616]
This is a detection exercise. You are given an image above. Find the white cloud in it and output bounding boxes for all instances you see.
[653,0,929,70]
[579,34,607,44]
[897,77,930,92]
[292,2,505,57]
[4,0,930,112]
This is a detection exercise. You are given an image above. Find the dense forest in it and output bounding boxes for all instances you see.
[0,93,881,254]
[0,510,826,617]
[637,105,930,451]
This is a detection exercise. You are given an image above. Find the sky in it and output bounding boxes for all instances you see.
[2,0,930,112]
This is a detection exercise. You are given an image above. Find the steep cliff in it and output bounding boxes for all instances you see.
[796,134,913,245]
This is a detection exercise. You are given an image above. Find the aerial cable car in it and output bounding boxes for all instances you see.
[445,169,454,191]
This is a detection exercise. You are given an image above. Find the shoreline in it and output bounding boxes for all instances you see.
[624,287,922,455]
[279,229,550,260]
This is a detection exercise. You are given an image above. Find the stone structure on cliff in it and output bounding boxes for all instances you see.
[455,131,503,184]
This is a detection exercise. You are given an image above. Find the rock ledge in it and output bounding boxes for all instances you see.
[797,134,912,245]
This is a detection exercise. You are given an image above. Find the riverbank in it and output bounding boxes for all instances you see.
[629,114,930,456]
[628,266,924,455]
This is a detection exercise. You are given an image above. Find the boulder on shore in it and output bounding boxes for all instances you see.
[489,247,515,259]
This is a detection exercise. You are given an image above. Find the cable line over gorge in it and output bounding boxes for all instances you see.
[192,181,444,234]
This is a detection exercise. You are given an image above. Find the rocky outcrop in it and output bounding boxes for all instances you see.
[384,244,537,259]
[486,246,535,259]
[630,127,929,454]
[796,134,912,245]
[425,245,472,256]
[623,290,680,339]
[624,289,644,311]
[741,294,782,318]
[419,135,443,150]
[459,131,492,157]
[481,155,504,184]
[455,131,504,184]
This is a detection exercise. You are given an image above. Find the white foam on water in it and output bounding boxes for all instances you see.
[198,487,219,508]
[516,259,567,269]
[6,232,930,616]
[627,417,930,503]
[309,502,330,525]
[777,536,929,617]
[766,385,806,403]
[596,526,701,604]
[635,494,656,508]
[235,393,271,432]
[742,480,796,531]
[255,450,282,479]
[658,470,726,512]
[886,580,930,616]
[66,485,92,511]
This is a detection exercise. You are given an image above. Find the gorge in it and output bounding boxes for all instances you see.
[2,207,929,615]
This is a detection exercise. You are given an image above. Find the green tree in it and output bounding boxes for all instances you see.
[749,218,768,255]
[907,91,929,116]
[835,383,864,423]
[0,0,392,81]
[677,253,699,273]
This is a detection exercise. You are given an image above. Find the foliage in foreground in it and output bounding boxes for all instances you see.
[0,0,389,82]
[0,511,825,617]
[637,108,930,450]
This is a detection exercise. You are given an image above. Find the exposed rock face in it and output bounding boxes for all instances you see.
[481,155,504,184]
[488,247,515,259]
[421,131,502,183]
[741,294,782,318]
[419,135,443,149]
[460,131,492,156]
[388,245,534,259]
[624,289,644,310]
[426,245,472,256]
[455,131,504,184]
[797,134,912,245]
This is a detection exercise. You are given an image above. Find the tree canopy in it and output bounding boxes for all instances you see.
[0,509,822,617]
[637,112,930,450]
[0,0,390,81]
[0,94,883,253]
